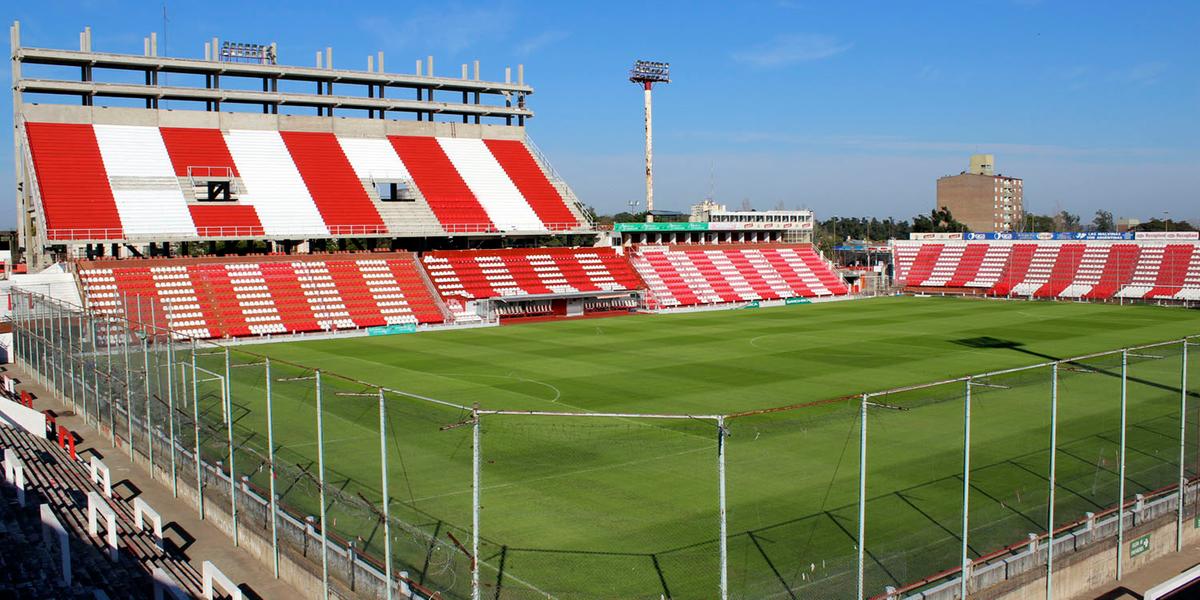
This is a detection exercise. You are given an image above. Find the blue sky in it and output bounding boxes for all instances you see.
[3,0,1198,227]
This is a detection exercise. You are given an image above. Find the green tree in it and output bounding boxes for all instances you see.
[1091,210,1114,232]
[912,208,968,233]
[1054,210,1082,232]
[1023,213,1056,232]
[1133,218,1197,232]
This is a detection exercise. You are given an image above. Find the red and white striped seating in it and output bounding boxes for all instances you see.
[628,244,849,308]
[421,247,644,301]
[894,240,1200,301]
[77,253,445,338]
[24,123,585,241]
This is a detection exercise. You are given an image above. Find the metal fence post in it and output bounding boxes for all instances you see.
[1117,349,1128,578]
[224,347,238,546]
[1047,363,1059,599]
[192,340,204,521]
[265,358,279,577]
[105,317,114,443]
[717,415,729,600]
[961,379,972,599]
[10,292,18,371]
[82,317,92,426]
[143,337,153,477]
[857,393,868,600]
[1179,339,1189,551]
[167,336,178,497]
[48,301,58,391]
[124,320,133,459]
[472,407,481,600]
[315,370,330,600]
[67,312,77,414]
[379,388,393,600]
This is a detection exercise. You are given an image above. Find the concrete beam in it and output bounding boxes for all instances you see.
[16,47,533,94]
[17,79,534,118]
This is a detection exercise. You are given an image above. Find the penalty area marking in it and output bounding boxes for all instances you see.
[442,372,562,403]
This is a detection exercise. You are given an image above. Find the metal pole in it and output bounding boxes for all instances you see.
[143,337,153,478]
[68,313,77,413]
[10,292,18,371]
[105,317,114,443]
[643,83,654,222]
[124,320,133,460]
[90,316,100,429]
[315,370,329,600]
[1117,349,1128,579]
[1046,364,1059,599]
[224,347,237,546]
[1178,339,1189,551]
[48,302,58,391]
[857,394,868,600]
[192,340,204,521]
[266,358,279,577]
[960,379,972,599]
[471,407,481,600]
[717,415,729,600]
[82,317,92,426]
[167,337,177,497]
[379,389,393,600]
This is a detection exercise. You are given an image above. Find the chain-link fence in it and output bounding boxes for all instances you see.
[8,289,1199,599]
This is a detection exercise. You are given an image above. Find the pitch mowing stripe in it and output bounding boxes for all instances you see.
[236,297,1200,598]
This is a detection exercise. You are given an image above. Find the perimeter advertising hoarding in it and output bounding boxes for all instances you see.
[1135,231,1200,240]
[909,232,1188,241]
[367,323,418,336]
[614,221,814,232]
[706,221,814,231]
[613,223,709,232]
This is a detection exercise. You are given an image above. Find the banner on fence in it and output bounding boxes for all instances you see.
[367,324,418,336]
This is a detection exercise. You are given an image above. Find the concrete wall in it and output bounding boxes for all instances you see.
[903,486,1199,600]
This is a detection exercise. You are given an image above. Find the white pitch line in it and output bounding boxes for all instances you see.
[284,437,358,449]
[442,372,563,403]
[410,445,713,504]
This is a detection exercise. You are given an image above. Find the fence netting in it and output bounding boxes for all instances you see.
[864,381,965,597]
[1053,353,1124,539]
[479,414,719,600]
[8,289,1200,600]
[726,400,861,599]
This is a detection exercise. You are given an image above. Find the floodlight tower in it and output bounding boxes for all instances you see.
[630,60,670,223]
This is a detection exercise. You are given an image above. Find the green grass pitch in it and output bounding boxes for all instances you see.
[193,296,1200,599]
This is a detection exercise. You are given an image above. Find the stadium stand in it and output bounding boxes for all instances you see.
[0,422,207,597]
[422,247,644,300]
[76,253,446,338]
[894,240,1200,301]
[22,123,586,241]
[628,243,849,308]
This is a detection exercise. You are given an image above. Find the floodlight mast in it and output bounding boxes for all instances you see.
[630,60,669,223]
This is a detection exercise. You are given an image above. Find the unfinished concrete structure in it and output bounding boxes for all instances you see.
[10,21,592,268]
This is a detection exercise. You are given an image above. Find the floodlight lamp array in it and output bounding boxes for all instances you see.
[220,41,277,65]
[629,60,670,84]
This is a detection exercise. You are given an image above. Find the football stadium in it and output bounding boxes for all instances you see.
[2,13,1200,600]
